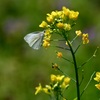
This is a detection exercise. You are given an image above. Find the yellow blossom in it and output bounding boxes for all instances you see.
[61,77,70,88]
[51,11,58,18]
[75,30,82,36]
[56,22,64,28]
[95,83,100,90]
[44,35,51,41]
[94,72,100,82]
[56,75,65,82]
[42,40,50,48]
[64,23,71,31]
[43,85,52,94]
[43,88,49,94]
[44,29,51,36]
[57,11,63,16]
[51,74,57,82]
[69,10,79,20]
[82,33,89,44]
[39,21,48,28]
[57,52,63,58]
[35,83,42,95]
[62,6,70,16]
[51,74,65,82]
[63,77,70,84]
[47,14,54,23]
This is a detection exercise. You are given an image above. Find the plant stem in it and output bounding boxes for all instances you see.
[80,71,95,97]
[62,32,80,100]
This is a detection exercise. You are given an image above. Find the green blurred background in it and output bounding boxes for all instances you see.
[0,0,100,100]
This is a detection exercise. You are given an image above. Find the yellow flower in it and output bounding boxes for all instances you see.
[61,77,70,88]
[57,52,63,58]
[69,10,79,20]
[42,40,50,48]
[63,77,70,84]
[47,14,54,23]
[62,6,70,16]
[75,30,82,36]
[82,33,89,44]
[51,11,58,18]
[56,22,64,29]
[94,72,100,82]
[64,23,71,31]
[57,11,63,17]
[35,83,42,95]
[51,74,57,82]
[56,75,65,82]
[51,74,65,82]
[95,83,100,90]
[39,21,48,28]
[43,85,52,94]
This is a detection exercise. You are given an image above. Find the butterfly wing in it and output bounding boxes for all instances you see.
[31,32,44,50]
[24,31,44,50]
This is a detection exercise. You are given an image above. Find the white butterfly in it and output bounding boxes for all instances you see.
[24,31,44,50]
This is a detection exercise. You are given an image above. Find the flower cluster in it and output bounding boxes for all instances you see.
[39,6,89,48]
[94,72,100,90]
[39,6,79,48]
[35,74,70,99]
[75,30,89,44]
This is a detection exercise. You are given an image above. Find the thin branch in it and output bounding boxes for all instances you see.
[80,71,96,97]
[70,35,78,44]
[62,56,74,64]
[78,47,99,69]
[79,70,84,86]
[74,43,82,54]
[60,93,68,100]
[55,46,70,51]
[78,56,93,69]
[50,39,65,42]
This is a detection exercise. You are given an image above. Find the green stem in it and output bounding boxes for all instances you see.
[62,32,80,100]
[80,71,95,97]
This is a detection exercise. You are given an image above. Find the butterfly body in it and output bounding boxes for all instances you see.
[24,31,44,50]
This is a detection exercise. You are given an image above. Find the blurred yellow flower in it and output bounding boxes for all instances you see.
[75,30,82,36]
[95,83,100,90]
[35,83,42,95]
[69,10,79,20]
[62,6,70,16]
[51,74,65,82]
[57,52,63,58]
[56,22,64,28]
[39,21,48,28]
[61,77,70,88]
[47,14,54,23]
[42,40,50,48]
[43,85,52,94]
[51,11,58,18]
[51,74,57,82]
[94,72,100,82]
[82,33,89,44]
[64,23,71,31]
[63,77,71,84]
[56,75,65,82]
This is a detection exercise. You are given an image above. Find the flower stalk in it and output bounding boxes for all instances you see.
[62,32,80,100]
